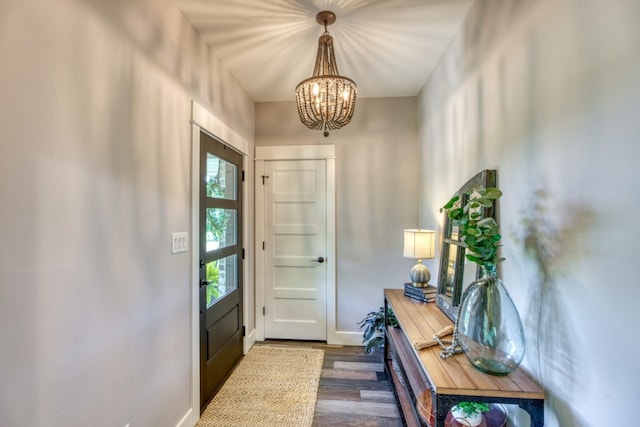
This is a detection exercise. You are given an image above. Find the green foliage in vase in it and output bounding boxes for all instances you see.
[357,307,398,354]
[453,401,490,416]
[440,186,504,272]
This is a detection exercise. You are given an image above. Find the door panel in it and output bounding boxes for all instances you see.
[199,132,243,410]
[264,159,327,340]
[206,303,239,358]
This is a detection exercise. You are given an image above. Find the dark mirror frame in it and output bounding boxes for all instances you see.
[436,169,497,321]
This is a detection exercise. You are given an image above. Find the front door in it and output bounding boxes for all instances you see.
[199,131,243,410]
[263,159,327,340]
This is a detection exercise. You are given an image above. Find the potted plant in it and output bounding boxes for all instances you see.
[357,307,398,354]
[441,185,526,375]
[450,401,490,427]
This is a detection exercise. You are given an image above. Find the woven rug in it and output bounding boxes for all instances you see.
[197,345,325,427]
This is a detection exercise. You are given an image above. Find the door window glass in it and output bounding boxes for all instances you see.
[206,153,237,200]
[206,208,237,251]
[205,254,239,308]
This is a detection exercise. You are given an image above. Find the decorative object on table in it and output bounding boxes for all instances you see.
[440,185,526,375]
[295,11,357,138]
[357,306,398,354]
[449,402,490,427]
[403,229,436,287]
[432,326,463,358]
[435,170,496,322]
[413,324,454,350]
[403,283,437,302]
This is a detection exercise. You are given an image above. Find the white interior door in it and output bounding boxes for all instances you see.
[263,159,327,340]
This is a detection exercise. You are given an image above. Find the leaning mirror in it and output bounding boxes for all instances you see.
[436,170,497,321]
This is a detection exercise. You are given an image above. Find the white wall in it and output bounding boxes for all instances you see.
[256,97,422,341]
[418,0,640,425]
[0,0,254,426]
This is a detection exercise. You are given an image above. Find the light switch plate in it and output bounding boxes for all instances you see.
[171,232,189,254]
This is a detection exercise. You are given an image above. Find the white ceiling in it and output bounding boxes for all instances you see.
[176,0,474,103]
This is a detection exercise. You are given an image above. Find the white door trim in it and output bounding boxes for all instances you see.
[254,145,337,344]
[185,101,253,427]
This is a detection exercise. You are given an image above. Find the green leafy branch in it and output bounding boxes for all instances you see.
[440,187,504,272]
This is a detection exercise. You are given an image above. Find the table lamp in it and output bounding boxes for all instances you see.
[403,229,436,287]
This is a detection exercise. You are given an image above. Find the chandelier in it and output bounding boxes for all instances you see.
[295,11,357,137]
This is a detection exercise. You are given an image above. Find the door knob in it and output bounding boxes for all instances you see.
[200,279,211,288]
[311,256,325,263]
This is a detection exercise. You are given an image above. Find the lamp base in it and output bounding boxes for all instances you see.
[410,261,431,288]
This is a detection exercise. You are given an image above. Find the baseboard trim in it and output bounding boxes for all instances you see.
[330,330,365,346]
[176,408,194,427]
[244,328,256,354]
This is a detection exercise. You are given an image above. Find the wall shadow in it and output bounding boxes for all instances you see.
[515,189,596,426]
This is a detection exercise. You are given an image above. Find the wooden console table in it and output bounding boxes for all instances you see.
[384,289,545,426]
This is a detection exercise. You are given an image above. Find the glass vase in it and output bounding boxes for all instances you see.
[457,266,525,375]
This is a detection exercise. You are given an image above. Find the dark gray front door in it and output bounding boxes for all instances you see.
[199,131,243,410]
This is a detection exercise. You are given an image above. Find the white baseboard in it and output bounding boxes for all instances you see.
[330,330,365,346]
[176,408,194,427]
[244,328,256,354]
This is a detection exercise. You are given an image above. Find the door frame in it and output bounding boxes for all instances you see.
[187,101,253,427]
[254,145,336,344]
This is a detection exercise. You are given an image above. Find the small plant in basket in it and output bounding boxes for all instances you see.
[450,401,490,427]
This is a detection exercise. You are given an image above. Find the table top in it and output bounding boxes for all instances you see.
[385,288,544,399]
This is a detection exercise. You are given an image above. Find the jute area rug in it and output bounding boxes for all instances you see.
[197,345,325,427]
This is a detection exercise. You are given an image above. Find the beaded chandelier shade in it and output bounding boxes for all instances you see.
[295,11,357,137]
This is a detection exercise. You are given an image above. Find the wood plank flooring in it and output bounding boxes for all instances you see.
[256,340,403,427]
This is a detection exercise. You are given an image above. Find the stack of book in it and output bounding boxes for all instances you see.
[404,283,437,303]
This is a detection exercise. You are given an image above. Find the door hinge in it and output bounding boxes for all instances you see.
[242,248,245,259]
[242,326,246,337]
[262,241,265,250]
[262,175,269,185]
[263,306,266,316]
[242,170,245,182]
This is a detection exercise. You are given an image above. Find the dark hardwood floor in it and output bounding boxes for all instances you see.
[256,340,402,427]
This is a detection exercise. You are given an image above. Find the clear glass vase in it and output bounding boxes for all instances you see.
[457,266,525,375]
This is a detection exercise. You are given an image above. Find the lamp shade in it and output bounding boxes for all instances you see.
[403,229,436,260]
